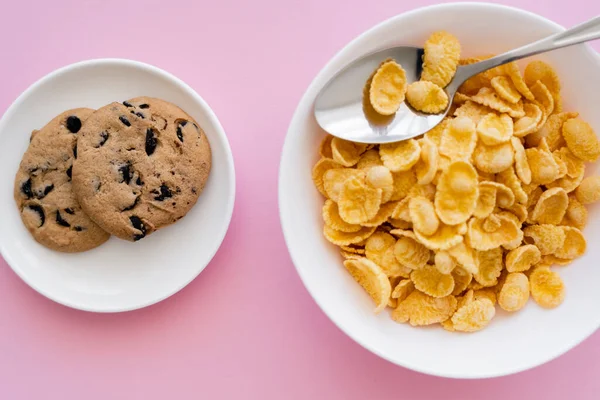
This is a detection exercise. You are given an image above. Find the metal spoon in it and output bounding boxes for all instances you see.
[314,16,600,144]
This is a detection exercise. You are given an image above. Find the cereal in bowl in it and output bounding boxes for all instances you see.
[314,42,600,332]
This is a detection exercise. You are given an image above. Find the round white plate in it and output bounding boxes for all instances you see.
[0,59,235,312]
[279,3,600,378]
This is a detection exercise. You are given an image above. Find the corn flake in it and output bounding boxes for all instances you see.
[313,158,343,197]
[453,100,493,125]
[323,224,377,246]
[451,266,473,296]
[491,75,522,104]
[331,137,367,167]
[405,81,449,113]
[563,118,600,162]
[575,176,600,204]
[471,87,525,118]
[434,161,478,225]
[410,264,455,298]
[434,251,456,274]
[523,224,566,255]
[529,267,565,309]
[447,242,479,275]
[530,80,554,116]
[319,135,334,159]
[369,60,408,116]
[338,176,382,224]
[525,147,560,185]
[380,139,421,172]
[415,137,439,185]
[365,165,394,203]
[506,244,541,273]
[473,248,503,287]
[529,187,568,225]
[408,196,440,236]
[323,168,365,202]
[394,232,430,270]
[511,137,532,184]
[554,147,584,179]
[524,60,561,105]
[514,103,543,137]
[439,116,477,162]
[526,111,578,148]
[474,141,514,174]
[477,113,513,146]
[474,182,497,218]
[467,213,520,250]
[424,118,449,147]
[504,61,535,101]
[323,199,362,233]
[562,196,588,230]
[555,226,586,260]
[389,169,417,201]
[357,149,383,169]
[474,288,497,305]
[421,31,461,88]
[392,290,457,326]
[412,222,466,251]
[361,201,398,227]
[498,272,530,312]
[451,298,495,332]
[344,258,392,313]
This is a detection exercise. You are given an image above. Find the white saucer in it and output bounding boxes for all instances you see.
[0,59,235,312]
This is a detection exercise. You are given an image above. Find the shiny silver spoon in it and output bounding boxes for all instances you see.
[314,16,600,144]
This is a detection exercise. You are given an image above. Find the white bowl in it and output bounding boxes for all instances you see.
[0,59,235,312]
[279,3,600,378]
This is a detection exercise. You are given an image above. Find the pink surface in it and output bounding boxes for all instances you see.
[1,0,599,398]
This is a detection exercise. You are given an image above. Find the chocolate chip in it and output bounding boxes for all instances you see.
[122,196,140,211]
[21,179,33,199]
[66,116,82,133]
[191,187,197,194]
[119,116,131,127]
[37,184,55,199]
[139,104,149,109]
[56,210,70,227]
[66,166,72,180]
[96,131,109,147]
[123,101,133,107]
[119,163,132,184]
[180,121,188,127]
[129,216,147,241]
[64,208,75,215]
[73,144,77,159]
[74,226,84,232]
[152,184,172,201]
[145,128,158,156]
[135,112,145,119]
[27,205,45,227]
[176,126,184,142]
[136,176,143,186]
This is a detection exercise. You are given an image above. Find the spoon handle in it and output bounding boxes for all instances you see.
[451,15,600,89]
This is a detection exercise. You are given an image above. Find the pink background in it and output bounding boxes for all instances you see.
[1,0,599,398]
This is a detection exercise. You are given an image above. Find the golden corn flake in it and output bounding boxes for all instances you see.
[434,251,456,274]
[415,137,439,185]
[391,197,411,221]
[512,137,532,184]
[530,187,568,225]
[492,181,516,208]
[504,61,535,101]
[506,244,541,272]
[474,141,514,174]
[477,113,513,146]
[525,147,560,185]
[555,147,584,179]
[434,161,478,225]
[411,264,455,297]
[413,222,466,251]
[514,103,543,137]
[421,31,461,88]
[365,230,396,263]
[394,233,430,270]
[473,248,503,287]
[340,250,363,260]
[562,196,588,230]
[467,213,520,250]
[323,168,364,202]
[406,81,449,113]
[451,298,495,332]
[439,116,477,162]
[313,158,343,197]
[545,161,585,194]
[369,60,408,116]
[424,118,449,147]
[409,196,439,236]
[563,118,600,162]
[471,87,525,118]
[319,135,334,159]
[474,288,497,305]
[362,201,398,227]
[448,242,478,275]
[555,226,586,260]
[324,224,377,247]
[523,224,566,255]
[380,139,421,172]
[530,80,554,116]
[382,245,412,278]
[388,218,412,230]
[491,75,522,104]
[390,170,417,201]
[331,137,367,167]
[526,111,578,148]
[474,181,497,218]
[540,254,572,267]
[343,258,392,313]
[453,92,471,104]
[575,176,600,204]
[498,272,530,312]
[451,266,473,296]
[340,245,366,255]
[524,60,561,105]
[392,290,457,326]
[482,214,502,232]
[529,267,565,309]
[338,176,382,224]
[365,165,394,203]
[408,183,437,202]
[357,148,383,169]
[505,203,528,224]
[453,101,493,125]
[391,279,415,301]
[323,199,362,233]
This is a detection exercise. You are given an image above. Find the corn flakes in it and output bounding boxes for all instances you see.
[474,182,498,218]
[380,139,421,172]
[471,87,525,118]
[511,137,532,184]
[474,288,497,305]
[408,196,439,236]
[344,257,392,313]
[369,59,408,116]
[434,251,456,274]
[525,147,560,185]
[323,199,363,233]
[523,224,566,255]
[357,148,383,169]
[313,158,343,197]
[338,176,382,224]
[453,101,493,125]
[394,232,430,270]
[406,81,449,114]
[529,187,567,225]
[530,80,554,116]
[505,244,541,273]
[477,113,513,146]
[524,60,561,105]
[563,118,600,162]
[474,141,514,174]
[504,61,535,101]
[392,290,457,326]
[473,248,503,287]
[322,168,364,202]
[323,224,377,246]
[529,267,565,309]
[319,135,334,159]
[421,31,461,88]
[575,176,600,204]
[331,137,367,167]
[365,165,394,203]
[434,161,478,225]
[411,264,455,298]
[491,75,522,104]
[415,137,439,185]
[412,222,466,251]
[392,279,415,301]
[562,196,587,230]
[498,272,530,312]
[439,116,477,162]
[555,226,586,260]
[513,103,543,137]
[451,298,495,332]
[467,213,520,250]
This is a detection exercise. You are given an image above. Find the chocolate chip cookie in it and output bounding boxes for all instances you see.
[14,109,111,252]
[72,97,211,241]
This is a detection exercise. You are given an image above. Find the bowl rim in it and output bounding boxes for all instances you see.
[278,2,600,378]
[0,57,236,313]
